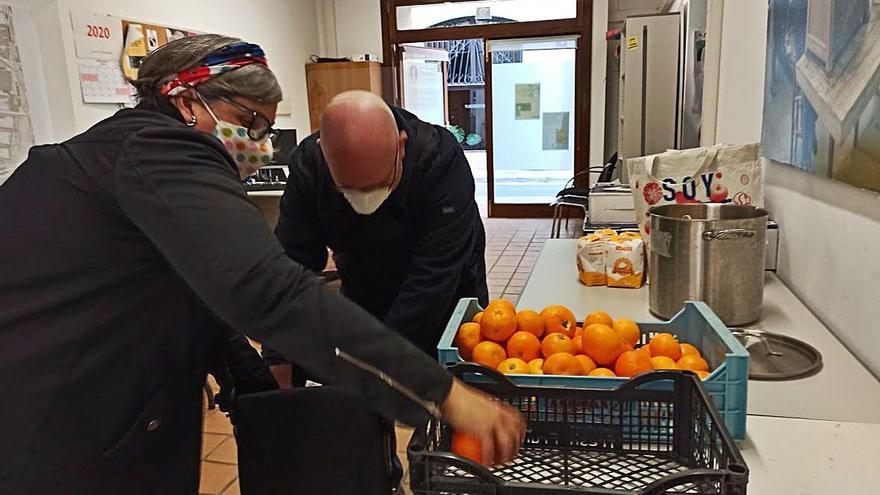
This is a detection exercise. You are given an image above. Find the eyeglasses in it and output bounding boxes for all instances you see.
[216,96,278,141]
[336,145,401,193]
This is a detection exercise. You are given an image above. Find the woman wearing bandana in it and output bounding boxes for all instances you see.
[0,35,524,493]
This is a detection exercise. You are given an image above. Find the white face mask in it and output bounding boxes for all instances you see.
[336,146,400,215]
[198,95,274,178]
[340,186,393,215]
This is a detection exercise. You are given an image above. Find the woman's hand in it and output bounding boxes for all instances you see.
[440,378,526,466]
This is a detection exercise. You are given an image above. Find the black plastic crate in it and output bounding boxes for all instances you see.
[408,365,748,495]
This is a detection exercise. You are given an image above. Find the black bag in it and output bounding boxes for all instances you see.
[233,386,394,495]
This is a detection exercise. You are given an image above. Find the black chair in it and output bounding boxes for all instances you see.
[234,386,394,495]
[549,154,619,239]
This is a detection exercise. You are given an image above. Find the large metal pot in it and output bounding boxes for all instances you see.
[649,204,768,325]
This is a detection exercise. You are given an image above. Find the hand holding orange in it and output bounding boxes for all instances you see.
[451,431,482,464]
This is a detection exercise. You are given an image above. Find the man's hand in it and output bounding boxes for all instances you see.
[440,378,526,466]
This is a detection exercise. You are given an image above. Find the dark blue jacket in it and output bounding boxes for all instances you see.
[274,107,488,357]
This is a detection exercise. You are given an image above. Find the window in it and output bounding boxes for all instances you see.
[396,0,577,31]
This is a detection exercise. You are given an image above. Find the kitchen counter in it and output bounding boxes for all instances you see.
[246,189,284,197]
[741,416,880,494]
[518,240,880,424]
[516,239,880,494]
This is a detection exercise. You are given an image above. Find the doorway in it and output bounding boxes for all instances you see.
[399,39,489,215]
[381,0,592,217]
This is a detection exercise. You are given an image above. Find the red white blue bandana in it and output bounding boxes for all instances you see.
[160,42,267,96]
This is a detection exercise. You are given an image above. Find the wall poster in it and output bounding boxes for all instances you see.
[514,83,540,119]
[761,0,880,192]
[542,111,570,150]
[0,4,52,185]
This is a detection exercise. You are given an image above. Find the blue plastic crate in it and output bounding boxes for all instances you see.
[437,299,750,440]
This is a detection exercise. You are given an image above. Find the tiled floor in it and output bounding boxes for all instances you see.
[197,217,579,494]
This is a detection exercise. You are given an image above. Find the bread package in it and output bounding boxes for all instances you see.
[576,230,619,286]
[606,232,645,288]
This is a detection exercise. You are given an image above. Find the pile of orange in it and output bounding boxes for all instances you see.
[455,302,713,379]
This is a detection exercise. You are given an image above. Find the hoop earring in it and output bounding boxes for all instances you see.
[186,115,197,127]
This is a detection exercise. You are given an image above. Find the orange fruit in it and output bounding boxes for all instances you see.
[584,311,614,327]
[613,318,641,347]
[650,333,682,361]
[677,354,709,372]
[472,312,484,324]
[486,299,516,313]
[497,357,531,375]
[540,305,577,338]
[541,332,578,358]
[471,341,507,369]
[506,331,542,362]
[575,354,597,375]
[456,322,482,360]
[515,310,544,338]
[695,370,710,380]
[574,326,584,337]
[614,350,653,377]
[480,305,517,342]
[528,358,544,375]
[582,324,624,366]
[572,335,583,353]
[542,352,583,375]
[680,343,701,357]
[588,367,617,377]
[451,432,482,464]
[584,323,609,334]
[650,356,680,370]
[634,345,653,358]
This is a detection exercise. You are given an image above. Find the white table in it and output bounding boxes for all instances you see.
[519,240,880,424]
[518,240,880,494]
[741,416,880,494]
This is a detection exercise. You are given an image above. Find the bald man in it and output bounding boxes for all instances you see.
[267,91,488,368]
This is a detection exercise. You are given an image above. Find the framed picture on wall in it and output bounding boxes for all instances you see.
[515,83,540,119]
[761,0,880,192]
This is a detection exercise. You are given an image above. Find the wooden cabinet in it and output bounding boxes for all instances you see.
[806,0,869,71]
[305,61,383,132]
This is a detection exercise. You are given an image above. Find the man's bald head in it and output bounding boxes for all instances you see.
[319,91,405,190]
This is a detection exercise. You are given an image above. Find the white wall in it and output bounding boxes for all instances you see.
[765,163,880,378]
[590,0,609,169]
[713,0,767,144]
[31,0,319,142]
[711,0,880,378]
[332,0,383,60]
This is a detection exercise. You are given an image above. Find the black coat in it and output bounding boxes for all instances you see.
[274,107,488,356]
[0,101,452,494]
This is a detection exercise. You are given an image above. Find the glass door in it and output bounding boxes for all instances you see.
[487,36,577,213]
[381,0,591,217]
[398,45,449,127]
[398,40,489,215]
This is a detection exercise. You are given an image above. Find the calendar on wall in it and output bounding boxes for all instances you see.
[70,12,130,104]
[70,10,202,105]
[77,58,134,104]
